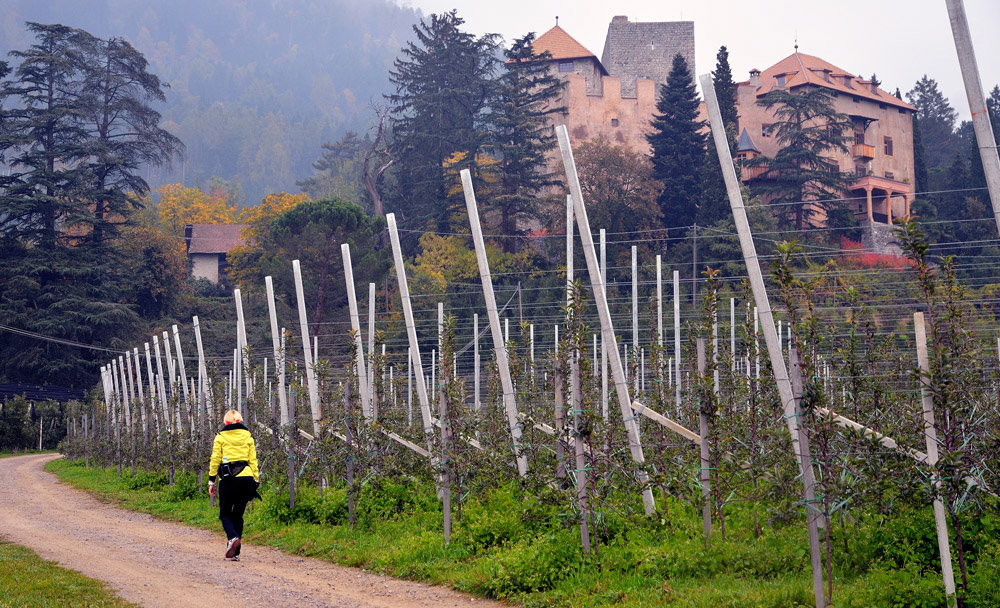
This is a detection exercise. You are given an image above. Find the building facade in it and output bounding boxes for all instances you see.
[530,17,694,155]
[734,51,916,240]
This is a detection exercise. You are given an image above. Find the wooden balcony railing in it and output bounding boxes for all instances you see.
[853,143,875,159]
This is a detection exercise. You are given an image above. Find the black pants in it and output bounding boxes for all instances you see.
[218,476,256,551]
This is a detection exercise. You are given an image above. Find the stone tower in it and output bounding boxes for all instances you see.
[600,16,695,97]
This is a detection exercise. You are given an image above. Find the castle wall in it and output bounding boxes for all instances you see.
[601,17,694,98]
[553,72,658,155]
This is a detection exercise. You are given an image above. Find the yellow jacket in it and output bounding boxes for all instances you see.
[208,423,259,482]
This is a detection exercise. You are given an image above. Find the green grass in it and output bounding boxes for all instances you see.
[0,540,138,608]
[46,458,1000,608]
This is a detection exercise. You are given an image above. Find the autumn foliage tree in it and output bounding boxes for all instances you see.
[154,183,238,236]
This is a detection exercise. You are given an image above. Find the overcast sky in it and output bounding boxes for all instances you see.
[400,0,1000,122]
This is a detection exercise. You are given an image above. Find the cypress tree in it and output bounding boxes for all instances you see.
[647,53,706,234]
[699,46,739,227]
[487,32,565,253]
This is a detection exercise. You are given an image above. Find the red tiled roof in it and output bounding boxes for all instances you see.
[186,223,247,255]
[531,25,598,62]
[754,52,915,111]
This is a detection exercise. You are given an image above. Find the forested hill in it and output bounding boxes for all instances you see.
[0,0,420,203]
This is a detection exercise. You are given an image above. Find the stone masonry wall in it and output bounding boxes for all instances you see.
[600,16,695,97]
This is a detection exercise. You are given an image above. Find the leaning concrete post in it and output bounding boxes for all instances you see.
[701,72,826,608]
[556,125,656,515]
[460,169,528,477]
[264,277,289,426]
[292,260,322,437]
[946,0,1000,236]
[386,213,438,458]
[342,244,372,421]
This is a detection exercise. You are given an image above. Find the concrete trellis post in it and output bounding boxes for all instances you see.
[556,125,655,515]
[292,259,322,437]
[234,289,252,402]
[697,339,712,543]
[701,72,826,608]
[264,277,289,426]
[474,314,480,411]
[600,229,608,422]
[172,325,191,411]
[914,312,958,607]
[460,169,528,477]
[387,213,438,457]
[674,270,681,412]
[193,316,208,423]
[342,245,371,422]
[946,0,1000,237]
[152,336,170,432]
[368,282,376,399]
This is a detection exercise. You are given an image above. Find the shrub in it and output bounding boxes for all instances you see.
[120,470,169,491]
[478,531,583,598]
[166,471,200,501]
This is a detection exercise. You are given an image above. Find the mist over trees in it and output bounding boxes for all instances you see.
[0,0,422,203]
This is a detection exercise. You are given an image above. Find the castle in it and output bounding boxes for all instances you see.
[530,16,694,155]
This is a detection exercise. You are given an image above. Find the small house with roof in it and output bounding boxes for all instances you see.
[184,224,247,285]
[735,50,916,244]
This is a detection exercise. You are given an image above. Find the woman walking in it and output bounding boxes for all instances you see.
[208,409,259,561]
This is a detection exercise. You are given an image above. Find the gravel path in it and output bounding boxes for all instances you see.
[0,454,501,608]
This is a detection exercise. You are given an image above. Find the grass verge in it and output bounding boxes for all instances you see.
[46,457,1000,608]
[0,539,138,608]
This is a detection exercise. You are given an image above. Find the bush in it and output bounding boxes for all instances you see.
[357,479,434,525]
[478,531,583,598]
[456,487,534,552]
[166,471,201,501]
[258,483,349,526]
[844,565,947,608]
[120,470,169,491]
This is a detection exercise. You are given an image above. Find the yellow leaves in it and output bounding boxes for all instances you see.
[155,183,238,236]
[237,192,310,242]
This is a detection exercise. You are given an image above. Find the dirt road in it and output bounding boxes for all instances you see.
[0,454,500,608]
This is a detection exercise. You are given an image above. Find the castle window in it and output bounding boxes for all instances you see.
[884,136,893,156]
[611,118,619,127]
[559,61,573,72]
[762,123,774,138]
[885,171,895,180]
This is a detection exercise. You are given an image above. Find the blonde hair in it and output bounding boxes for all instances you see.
[224,409,243,425]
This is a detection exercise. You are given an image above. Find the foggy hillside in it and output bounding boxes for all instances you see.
[0,0,421,203]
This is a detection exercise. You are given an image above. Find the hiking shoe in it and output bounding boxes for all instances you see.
[230,555,240,562]
[225,538,241,559]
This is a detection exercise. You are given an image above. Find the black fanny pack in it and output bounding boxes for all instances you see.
[219,460,248,480]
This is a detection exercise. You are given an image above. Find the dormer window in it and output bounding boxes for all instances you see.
[776,75,786,87]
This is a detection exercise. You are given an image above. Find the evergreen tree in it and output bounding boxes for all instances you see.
[907,75,959,171]
[487,32,565,253]
[699,46,739,227]
[745,86,853,230]
[647,53,706,235]
[78,34,183,247]
[387,10,499,233]
[912,115,929,194]
[0,23,180,387]
[298,131,368,203]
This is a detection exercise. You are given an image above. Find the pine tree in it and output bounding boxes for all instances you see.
[912,115,930,194]
[907,75,959,171]
[647,53,706,235]
[699,46,738,227]
[745,86,853,230]
[387,10,499,233]
[487,32,565,253]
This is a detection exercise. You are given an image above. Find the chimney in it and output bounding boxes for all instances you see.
[870,80,878,94]
[612,15,629,24]
[749,69,761,89]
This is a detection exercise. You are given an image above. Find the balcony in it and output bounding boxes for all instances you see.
[853,143,875,160]
[741,164,768,181]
